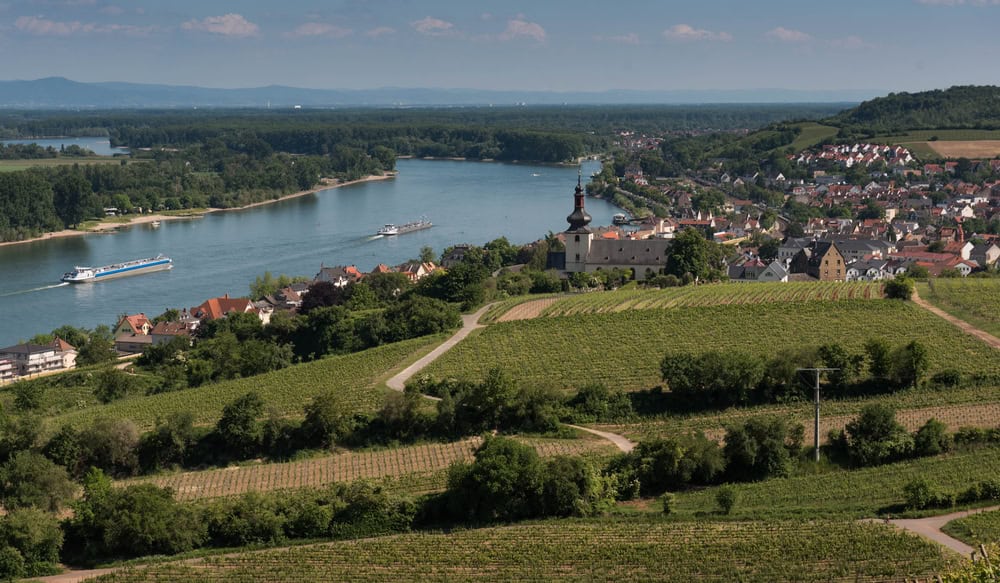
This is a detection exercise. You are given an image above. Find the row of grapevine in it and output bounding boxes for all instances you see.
[943,509,1000,547]
[94,517,954,582]
[922,278,1000,337]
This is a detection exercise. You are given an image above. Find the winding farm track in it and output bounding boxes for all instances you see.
[911,288,1000,350]
[885,505,1000,558]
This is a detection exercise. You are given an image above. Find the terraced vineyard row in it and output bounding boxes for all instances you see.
[599,387,1000,443]
[424,300,996,391]
[120,436,617,501]
[674,445,1000,518]
[919,278,1000,338]
[48,336,441,433]
[538,282,883,318]
[95,518,954,582]
[942,510,1000,546]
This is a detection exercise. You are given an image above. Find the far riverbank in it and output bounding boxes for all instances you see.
[0,173,396,249]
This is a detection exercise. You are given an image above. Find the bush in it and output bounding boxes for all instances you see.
[660,350,765,409]
[884,275,914,300]
[614,434,724,496]
[661,492,676,515]
[723,417,802,482]
[93,367,136,404]
[929,369,962,388]
[716,486,737,515]
[844,405,913,466]
[913,418,952,457]
[903,478,953,510]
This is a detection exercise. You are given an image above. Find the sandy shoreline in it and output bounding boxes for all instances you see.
[0,173,396,249]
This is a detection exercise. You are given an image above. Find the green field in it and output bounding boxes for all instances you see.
[918,279,1000,338]
[789,122,839,152]
[876,129,1000,143]
[45,335,442,433]
[942,509,1000,546]
[672,446,1000,519]
[423,298,996,391]
[0,157,125,172]
[94,517,954,582]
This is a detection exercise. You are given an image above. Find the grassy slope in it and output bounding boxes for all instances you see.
[423,298,996,391]
[788,122,839,152]
[45,335,443,433]
[93,517,954,583]
[942,510,1000,546]
[0,157,124,172]
[917,279,1000,338]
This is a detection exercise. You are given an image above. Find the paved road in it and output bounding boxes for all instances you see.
[385,304,493,392]
[911,288,1000,350]
[886,505,1000,558]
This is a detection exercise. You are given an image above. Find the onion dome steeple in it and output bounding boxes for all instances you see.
[566,170,592,232]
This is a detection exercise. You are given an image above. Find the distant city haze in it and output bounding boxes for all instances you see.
[0,0,995,98]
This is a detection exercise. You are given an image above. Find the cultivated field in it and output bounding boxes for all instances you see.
[674,445,1000,519]
[119,436,617,501]
[918,279,1000,338]
[46,336,442,433]
[0,157,125,172]
[596,385,1000,444]
[789,122,839,152]
[423,299,997,391]
[926,140,1000,158]
[94,517,954,582]
[943,509,1000,546]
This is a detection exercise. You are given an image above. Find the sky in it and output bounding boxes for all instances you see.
[0,0,999,93]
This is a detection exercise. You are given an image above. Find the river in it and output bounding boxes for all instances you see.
[1,137,129,156]
[0,158,616,346]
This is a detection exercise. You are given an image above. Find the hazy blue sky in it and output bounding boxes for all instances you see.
[1,0,997,92]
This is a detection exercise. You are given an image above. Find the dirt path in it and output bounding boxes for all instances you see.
[911,288,1000,350]
[886,505,1000,558]
[496,297,561,322]
[385,304,493,392]
[566,424,635,453]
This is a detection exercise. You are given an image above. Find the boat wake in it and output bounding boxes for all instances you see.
[0,282,69,297]
[368,235,384,241]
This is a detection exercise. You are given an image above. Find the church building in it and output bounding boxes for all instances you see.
[552,176,672,281]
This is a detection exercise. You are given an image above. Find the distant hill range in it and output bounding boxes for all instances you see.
[0,77,879,109]
[828,85,1000,132]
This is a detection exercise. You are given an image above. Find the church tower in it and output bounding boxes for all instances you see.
[564,172,592,273]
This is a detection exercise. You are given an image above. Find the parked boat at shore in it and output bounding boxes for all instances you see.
[376,219,432,236]
[61,255,172,283]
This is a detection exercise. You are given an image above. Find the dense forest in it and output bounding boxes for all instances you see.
[828,85,1000,135]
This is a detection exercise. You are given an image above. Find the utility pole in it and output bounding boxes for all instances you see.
[797,367,839,462]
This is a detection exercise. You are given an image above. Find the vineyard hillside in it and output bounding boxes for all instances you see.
[119,435,617,501]
[93,517,954,583]
[45,336,442,433]
[942,510,1000,547]
[423,300,996,391]
[918,279,1000,338]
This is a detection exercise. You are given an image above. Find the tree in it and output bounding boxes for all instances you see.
[299,281,348,314]
[0,546,24,582]
[12,382,44,412]
[300,391,354,448]
[80,418,140,477]
[757,238,780,262]
[716,486,737,514]
[723,417,801,482]
[0,452,75,512]
[661,350,765,409]
[884,275,915,300]
[138,412,197,471]
[844,404,913,466]
[93,367,134,403]
[664,228,725,283]
[216,392,265,458]
[419,246,436,264]
[77,330,117,367]
[914,418,952,457]
[446,436,544,522]
[1,508,63,576]
[864,338,892,379]
[890,340,929,389]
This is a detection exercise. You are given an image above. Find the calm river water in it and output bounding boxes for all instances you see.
[0,158,615,345]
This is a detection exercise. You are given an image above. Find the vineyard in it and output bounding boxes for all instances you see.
[919,279,1000,338]
[673,445,1000,519]
[118,436,617,501]
[598,385,1000,443]
[942,509,1000,546]
[94,517,954,582]
[423,300,996,391]
[46,336,441,433]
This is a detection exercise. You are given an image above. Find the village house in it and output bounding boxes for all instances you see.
[190,294,271,325]
[0,359,15,383]
[150,321,194,346]
[790,241,846,281]
[113,313,155,355]
[0,340,76,377]
[396,262,438,282]
[314,265,364,288]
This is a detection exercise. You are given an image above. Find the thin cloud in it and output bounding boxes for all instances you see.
[595,32,640,45]
[15,15,154,36]
[498,17,545,42]
[830,35,872,50]
[287,22,352,38]
[410,16,455,37]
[663,24,732,42]
[181,13,259,38]
[766,27,810,42]
[366,26,395,38]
